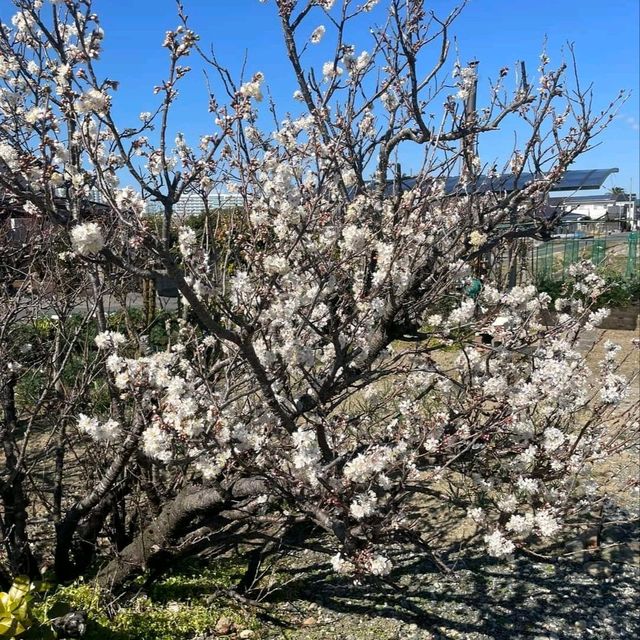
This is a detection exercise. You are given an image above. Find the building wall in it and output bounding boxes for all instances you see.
[565,200,637,229]
[146,192,243,216]
[570,203,607,219]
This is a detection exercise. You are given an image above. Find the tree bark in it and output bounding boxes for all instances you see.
[96,484,226,591]
[54,420,144,580]
[0,373,40,580]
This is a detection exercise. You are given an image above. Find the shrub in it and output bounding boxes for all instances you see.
[537,271,640,309]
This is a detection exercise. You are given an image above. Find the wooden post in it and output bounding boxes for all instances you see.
[143,277,156,325]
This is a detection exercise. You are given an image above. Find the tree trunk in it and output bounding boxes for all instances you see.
[0,373,40,580]
[55,421,144,581]
[96,485,225,591]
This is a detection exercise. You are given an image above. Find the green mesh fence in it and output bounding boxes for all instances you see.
[591,237,607,266]
[562,239,580,276]
[535,242,554,278]
[626,232,639,278]
[528,235,639,281]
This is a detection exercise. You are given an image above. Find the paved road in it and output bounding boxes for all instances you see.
[1,292,178,321]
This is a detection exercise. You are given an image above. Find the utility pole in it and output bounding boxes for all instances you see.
[461,60,479,185]
[630,179,634,231]
[507,61,530,289]
[460,61,485,292]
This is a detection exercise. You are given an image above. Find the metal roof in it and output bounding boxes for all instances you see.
[550,192,636,205]
[550,194,616,205]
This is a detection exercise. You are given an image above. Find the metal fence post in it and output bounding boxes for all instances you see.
[626,232,639,278]
[592,237,606,267]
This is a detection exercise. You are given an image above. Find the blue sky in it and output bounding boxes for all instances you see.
[9,0,640,192]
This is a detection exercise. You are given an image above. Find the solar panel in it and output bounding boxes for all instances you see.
[365,167,618,198]
[441,168,618,195]
[551,168,619,191]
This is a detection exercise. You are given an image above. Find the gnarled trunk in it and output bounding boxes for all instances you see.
[0,373,40,581]
[97,484,226,590]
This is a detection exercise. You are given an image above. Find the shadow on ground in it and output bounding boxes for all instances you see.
[262,520,639,639]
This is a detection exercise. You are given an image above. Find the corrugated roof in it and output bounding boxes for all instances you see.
[550,192,636,206]
[550,194,617,205]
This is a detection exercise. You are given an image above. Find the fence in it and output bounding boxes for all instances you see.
[531,233,639,280]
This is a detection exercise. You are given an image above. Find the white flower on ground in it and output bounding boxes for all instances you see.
[484,529,515,558]
[505,512,534,535]
[467,507,485,523]
[330,553,354,574]
[368,554,392,576]
[469,230,487,248]
[516,477,538,494]
[497,495,518,513]
[23,201,40,217]
[71,222,104,255]
[535,508,560,537]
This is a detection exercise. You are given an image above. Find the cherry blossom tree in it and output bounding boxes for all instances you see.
[0,0,636,595]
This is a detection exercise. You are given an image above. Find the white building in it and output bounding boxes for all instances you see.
[144,191,243,216]
[88,187,107,205]
[550,193,638,230]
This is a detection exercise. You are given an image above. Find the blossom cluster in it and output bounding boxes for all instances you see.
[70,223,105,256]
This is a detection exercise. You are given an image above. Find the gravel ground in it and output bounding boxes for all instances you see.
[253,326,640,640]
[255,521,639,640]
